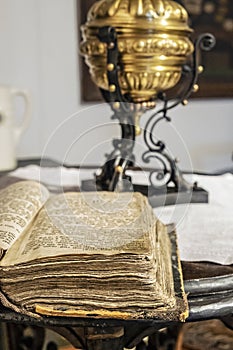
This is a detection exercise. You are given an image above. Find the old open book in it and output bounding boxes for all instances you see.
[0,181,188,320]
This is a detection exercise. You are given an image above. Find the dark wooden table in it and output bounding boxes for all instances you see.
[0,158,232,350]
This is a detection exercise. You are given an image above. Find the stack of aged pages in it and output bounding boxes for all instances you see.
[0,181,188,320]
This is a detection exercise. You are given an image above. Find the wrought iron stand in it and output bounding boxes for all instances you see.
[82,26,216,207]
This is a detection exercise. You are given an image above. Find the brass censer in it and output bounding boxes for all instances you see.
[80,0,216,206]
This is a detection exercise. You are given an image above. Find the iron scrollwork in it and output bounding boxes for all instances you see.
[93,25,215,200]
[143,33,216,192]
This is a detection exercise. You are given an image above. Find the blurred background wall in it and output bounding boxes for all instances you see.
[0,0,232,172]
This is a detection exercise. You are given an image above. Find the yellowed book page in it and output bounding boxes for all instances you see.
[0,181,50,251]
[1,192,156,266]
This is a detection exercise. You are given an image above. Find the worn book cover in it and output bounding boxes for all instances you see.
[0,181,188,321]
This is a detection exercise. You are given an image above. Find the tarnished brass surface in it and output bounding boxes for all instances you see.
[80,0,194,103]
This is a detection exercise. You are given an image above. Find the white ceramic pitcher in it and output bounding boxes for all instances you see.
[0,85,31,171]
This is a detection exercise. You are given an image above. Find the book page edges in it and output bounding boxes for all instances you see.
[35,305,132,320]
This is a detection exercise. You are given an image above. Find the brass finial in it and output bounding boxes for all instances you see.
[109,84,116,92]
[115,166,123,174]
[198,65,204,74]
[107,63,115,72]
[113,102,120,110]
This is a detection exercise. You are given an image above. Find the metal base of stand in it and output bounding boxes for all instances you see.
[134,184,208,207]
[81,179,208,208]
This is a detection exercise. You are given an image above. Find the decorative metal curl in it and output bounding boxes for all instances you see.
[142,151,173,188]
[142,33,216,190]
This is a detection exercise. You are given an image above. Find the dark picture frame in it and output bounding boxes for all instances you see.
[79,0,233,102]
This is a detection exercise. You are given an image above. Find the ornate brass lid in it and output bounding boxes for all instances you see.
[87,0,192,32]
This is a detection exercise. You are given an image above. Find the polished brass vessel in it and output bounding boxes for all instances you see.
[80,0,194,103]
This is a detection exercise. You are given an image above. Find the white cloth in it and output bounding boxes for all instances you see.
[9,165,233,265]
[153,174,233,265]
